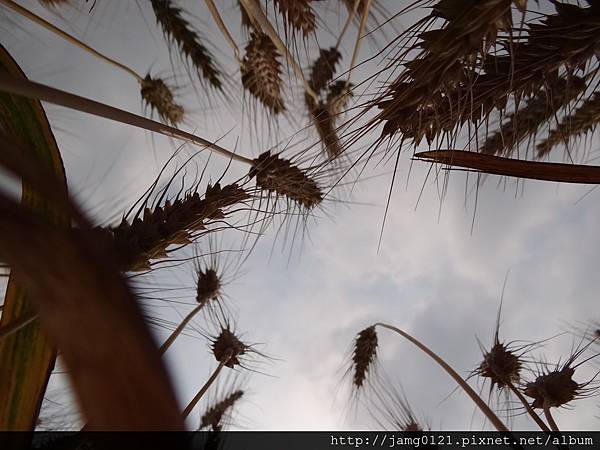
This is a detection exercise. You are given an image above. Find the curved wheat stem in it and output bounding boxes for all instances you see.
[543,403,560,432]
[346,0,372,85]
[0,73,254,165]
[375,322,510,433]
[506,380,551,433]
[159,304,204,354]
[0,0,143,82]
[335,0,361,49]
[204,0,241,63]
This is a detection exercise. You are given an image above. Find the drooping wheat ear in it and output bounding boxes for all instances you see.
[248,151,324,209]
[537,92,600,158]
[373,0,517,143]
[104,183,250,271]
[140,74,184,126]
[200,390,244,431]
[150,0,222,90]
[481,76,586,156]
[240,31,286,114]
[352,326,378,390]
[274,0,317,37]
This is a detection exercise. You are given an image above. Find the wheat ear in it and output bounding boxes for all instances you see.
[239,0,319,105]
[150,0,222,89]
[537,93,600,158]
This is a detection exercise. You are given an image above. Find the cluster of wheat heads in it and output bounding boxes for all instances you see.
[1,0,600,434]
[347,310,600,434]
[0,0,393,433]
[347,0,600,188]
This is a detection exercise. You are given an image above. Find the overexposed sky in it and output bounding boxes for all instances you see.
[1,0,599,432]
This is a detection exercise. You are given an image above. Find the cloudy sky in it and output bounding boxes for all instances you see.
[1,0,600,432]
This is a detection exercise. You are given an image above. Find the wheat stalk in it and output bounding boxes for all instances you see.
[182,352,232,419]
[205,0,242,62]
[373,322,510,433]
[150,0,222,90]
[537,92,600,158]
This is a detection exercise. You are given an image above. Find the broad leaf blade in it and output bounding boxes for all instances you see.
[0,44,68,431]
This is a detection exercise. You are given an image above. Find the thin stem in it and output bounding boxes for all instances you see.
[0,310,38,341]
[182,353,231,419]
[375,322,510,433]
[335,0,360,49]
[0,73,255,165]
[506,380,551,433]
[205,0,241,63]
[239,0,320,105]
[159,303,205,355]
[543,403,560,432]
[346,0,372,85]
[0,0,143,82]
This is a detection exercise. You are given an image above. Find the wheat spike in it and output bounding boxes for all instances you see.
[274,0,317,36]
[140,75,185,126]
[200,390,244,431]
[375,1,600,144]
[481,76,586,156]
[104,183,249,271]
[537,92,600,158]
[212,327,247,368]
[305,48,348,159]
[352,326,378,389]
[241,31,285,114]
[150,0,222,90]
[307,47,342,95]
[249,151,323,209]
[374,0,517,143]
